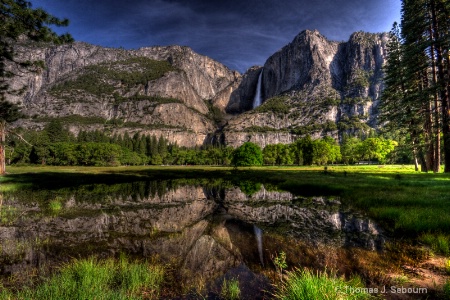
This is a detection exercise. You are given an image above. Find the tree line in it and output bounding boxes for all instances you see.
[5,120,399,167]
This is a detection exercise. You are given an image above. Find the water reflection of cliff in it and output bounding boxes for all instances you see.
[0,181,384,297]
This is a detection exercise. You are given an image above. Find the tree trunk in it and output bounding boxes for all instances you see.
[430,0,450,172]
[0,121,5,175]
[412,139,420,171]
[428,21,441,172]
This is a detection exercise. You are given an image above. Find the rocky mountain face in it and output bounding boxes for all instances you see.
[223,30,388,147]
[8,29,388,147]
[8,42,240,147]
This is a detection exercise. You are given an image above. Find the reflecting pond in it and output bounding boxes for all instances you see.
[0,179,385,298]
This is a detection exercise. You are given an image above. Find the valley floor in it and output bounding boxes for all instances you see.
[1,165,449,299]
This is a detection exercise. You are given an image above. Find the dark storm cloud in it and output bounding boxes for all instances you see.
[32,0,400,72]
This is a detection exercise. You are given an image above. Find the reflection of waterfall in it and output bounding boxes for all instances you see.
[253,225,264,266]
[252,69,263,109]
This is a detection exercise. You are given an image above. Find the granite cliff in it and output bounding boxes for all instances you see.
[8,42,240,147]
[7,29,388,147]
[224,30,388,147]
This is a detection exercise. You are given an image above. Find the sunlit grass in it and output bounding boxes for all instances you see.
[273,268,373,300]
[0,255,164,300]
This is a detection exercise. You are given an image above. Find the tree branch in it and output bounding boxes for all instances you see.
[6,129,33,146]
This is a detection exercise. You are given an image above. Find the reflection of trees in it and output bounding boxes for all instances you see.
[236,181,261,196]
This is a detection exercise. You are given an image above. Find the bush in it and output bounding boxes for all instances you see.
[232,142,263,167]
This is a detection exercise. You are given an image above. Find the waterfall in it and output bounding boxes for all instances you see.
[252,69,263,109]
[253,225,264,266]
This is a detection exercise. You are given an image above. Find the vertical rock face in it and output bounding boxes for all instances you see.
[263,30,340,98]
[223,30,388,147]
[7,29,387,148]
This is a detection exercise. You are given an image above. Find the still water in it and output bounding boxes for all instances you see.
[0,179,384,298]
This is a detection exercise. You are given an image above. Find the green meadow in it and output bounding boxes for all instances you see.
[1,164,449,299]
[2,164,448,241]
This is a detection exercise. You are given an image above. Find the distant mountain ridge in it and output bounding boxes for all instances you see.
[7,29,388,147]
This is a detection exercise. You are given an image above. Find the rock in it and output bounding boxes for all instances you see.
[6,29,388,148]
[222,30,388,146]
[7,42,238,147]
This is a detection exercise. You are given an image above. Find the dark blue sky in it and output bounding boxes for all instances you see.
[32,0,401,73]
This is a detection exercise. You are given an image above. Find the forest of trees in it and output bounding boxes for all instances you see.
[4,120,398,167]
[381,0,449,172]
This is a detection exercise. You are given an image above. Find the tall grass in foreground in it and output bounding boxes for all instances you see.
[274,268,373,300]
[0,255,164,300]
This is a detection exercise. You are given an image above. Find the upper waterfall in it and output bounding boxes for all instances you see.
[252,69,263,109]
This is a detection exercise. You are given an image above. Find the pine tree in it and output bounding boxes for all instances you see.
[382,0,449,172]
[0,0,72,174]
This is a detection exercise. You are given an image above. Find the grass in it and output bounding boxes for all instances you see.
[446,259,450,275]
[0,205,19,225]
[220,278,241,300]
[273,268,373,300]
[444,280,450,299]
[48,197,63,215]
[419,233,450,256]
[0,255,164,300]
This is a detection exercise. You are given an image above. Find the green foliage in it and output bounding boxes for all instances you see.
[44,119,74,142]
[112,94,182,105]
[253,96,290,115]
[48,197,63,215]
[312,137,341,165]
[273,251,288,281]
[274,268,372,300]
[322,98,340,107]
[341,97,371,105]
[0,100,22,122]
[238,181,261,195]
[294,136,314,166]
[444,280,450,299]
[220,278,241,300]
[1,0,73,99]
[289,121,337,136]
[444,279,450,299]
[445,259,450,275]
[50,58,175,97]
[246,126,284,133]
[1,255,164,300]
[263,144,294,166]
[0,205,18,225]
[232,142,263,167]
[337,115,371,132]
[349,69,372,90]
[35,115,107,125]
[419,233,450,256]
[358,138,398,163]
